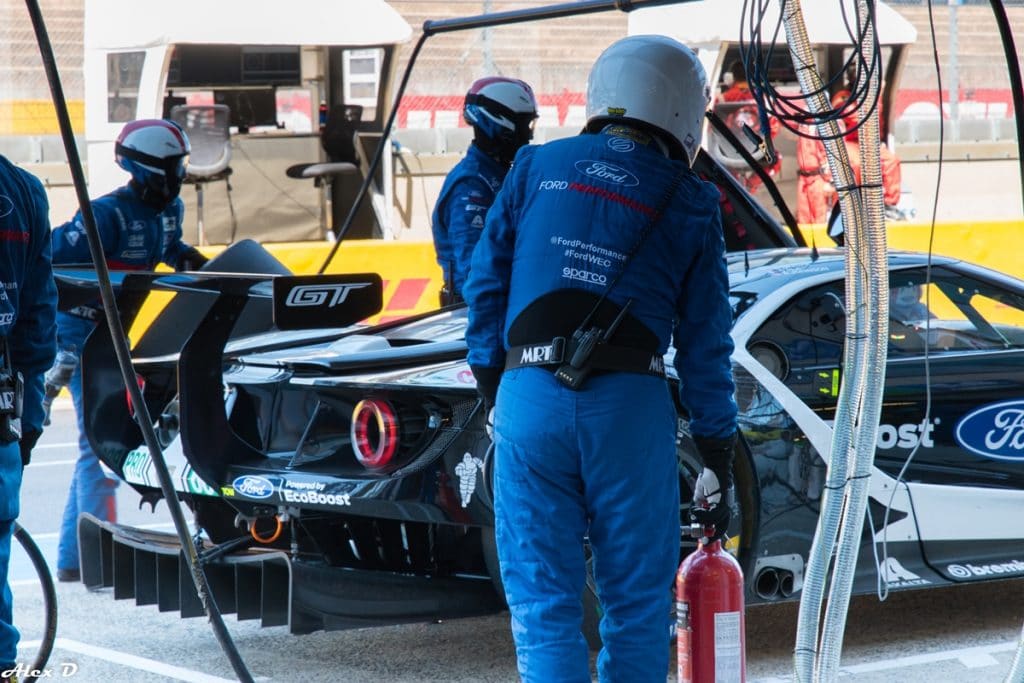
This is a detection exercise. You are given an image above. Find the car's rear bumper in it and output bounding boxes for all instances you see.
[77,513,504,634]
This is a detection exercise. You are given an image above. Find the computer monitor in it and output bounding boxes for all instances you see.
[213,89,279,133]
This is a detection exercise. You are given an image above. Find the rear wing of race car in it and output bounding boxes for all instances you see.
[57,239,383,489]
[175,271,382,489]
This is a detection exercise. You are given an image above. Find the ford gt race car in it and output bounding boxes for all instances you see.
[64,146,1024,640]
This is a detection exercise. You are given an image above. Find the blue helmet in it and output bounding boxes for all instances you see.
[463,77,538,164]
[115,119,191,204]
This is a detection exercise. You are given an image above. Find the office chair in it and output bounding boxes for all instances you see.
[170,104,236,244]
[286,104,363,239]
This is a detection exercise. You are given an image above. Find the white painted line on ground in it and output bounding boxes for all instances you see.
[753,640,1018,682]
[38,638,242,682]
[30,521,176,541]
[961,650,1002,667]
[26,458,76,468]
[34,442,77,450]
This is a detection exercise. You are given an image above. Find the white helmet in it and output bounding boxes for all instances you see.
[586,35,710,167]
[115,119,191,203]
[464,77,538,164]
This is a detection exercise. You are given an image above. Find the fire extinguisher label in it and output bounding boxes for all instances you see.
[714,611,743,682]
[676,600,691,683]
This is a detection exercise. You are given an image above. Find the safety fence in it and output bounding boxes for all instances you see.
[0,1,1020,146]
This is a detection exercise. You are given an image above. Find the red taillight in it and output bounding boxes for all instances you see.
[125,375,146,418]
[351,399,399,469]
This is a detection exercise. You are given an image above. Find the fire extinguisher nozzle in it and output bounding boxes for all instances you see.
[682,522,705,540]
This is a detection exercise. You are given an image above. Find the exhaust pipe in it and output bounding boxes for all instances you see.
[779,570,796,599]
[754,567,781,600]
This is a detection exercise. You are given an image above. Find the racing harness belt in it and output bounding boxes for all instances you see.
[504,161,687,390]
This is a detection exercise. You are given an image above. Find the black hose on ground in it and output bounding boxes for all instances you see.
[23,2,254,681]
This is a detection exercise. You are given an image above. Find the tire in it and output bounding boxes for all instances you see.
[481,524,506,607]
[13,523,57,682]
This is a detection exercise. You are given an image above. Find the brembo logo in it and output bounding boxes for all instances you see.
[285,283,371,308]
[947,559,1024,579]
[955,400,1024,461]
[573,160,639,187]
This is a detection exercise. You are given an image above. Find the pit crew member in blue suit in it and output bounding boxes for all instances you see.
[0,155,57,676]
[431,77,537,305]
[463,36,739,683]
[50,119,207,583]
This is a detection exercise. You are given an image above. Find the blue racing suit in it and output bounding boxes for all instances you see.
[463,128,737,683]
[51,184,191,575]
[0,156,58,666]
[431,143,506,302]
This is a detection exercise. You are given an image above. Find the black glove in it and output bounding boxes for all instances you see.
[689,432,737,541]
[470,365,502,411]
[19,429,40,469]
[175,246,209,272]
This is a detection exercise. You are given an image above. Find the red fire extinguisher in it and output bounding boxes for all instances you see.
[676,525,746,683]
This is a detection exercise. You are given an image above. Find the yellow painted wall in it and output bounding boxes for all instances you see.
[126,222,1024,345]
[0,100,85,135]
[803,220,1024,281]
[127,240,443,343]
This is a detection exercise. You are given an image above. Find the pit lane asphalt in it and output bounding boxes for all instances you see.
[14,401,1024,682]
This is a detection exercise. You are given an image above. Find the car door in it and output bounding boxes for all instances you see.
[877,266,1024,576]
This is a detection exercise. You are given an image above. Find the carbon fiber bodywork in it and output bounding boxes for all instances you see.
[65,156,1024,631]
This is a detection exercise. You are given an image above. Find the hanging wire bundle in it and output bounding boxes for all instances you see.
[737,0,885,143]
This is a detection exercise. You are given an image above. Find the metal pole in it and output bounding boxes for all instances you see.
[23,1,253,680]
[948,0,960,141]
[423,0,699,36]
[483,0,495,74]
[320,0,699,273]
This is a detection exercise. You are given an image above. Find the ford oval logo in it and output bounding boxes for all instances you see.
[232,475,275,499]
[955,400,1024,461]
[574,160,639,187]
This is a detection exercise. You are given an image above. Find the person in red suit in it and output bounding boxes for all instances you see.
[795,125,836,225]
[719,61,782,192]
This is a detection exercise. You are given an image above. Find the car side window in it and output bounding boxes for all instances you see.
[748,284,847,376]
[889,268,1024,355]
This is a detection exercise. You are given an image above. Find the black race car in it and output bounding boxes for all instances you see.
[65,147,1024,639]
